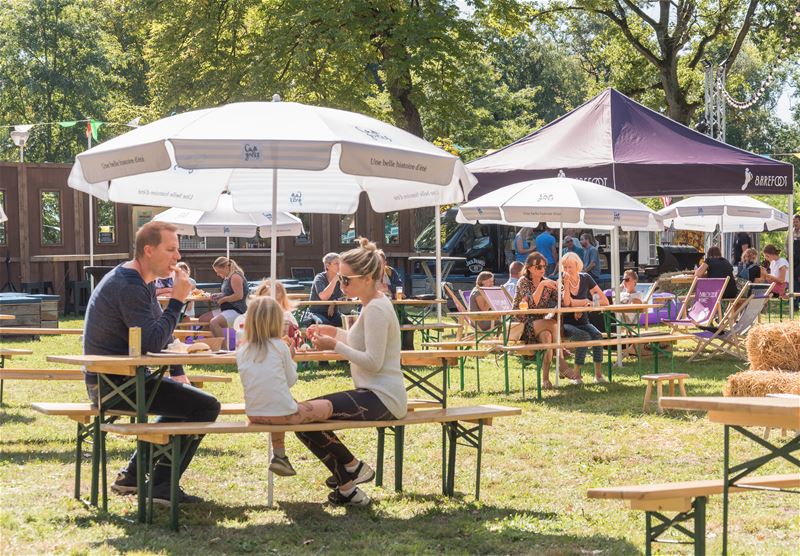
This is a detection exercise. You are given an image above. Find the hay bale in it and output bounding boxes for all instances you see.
[724,370,800,397]
[746,321,800,373]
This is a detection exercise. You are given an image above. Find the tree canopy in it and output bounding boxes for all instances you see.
[1,0,797,182]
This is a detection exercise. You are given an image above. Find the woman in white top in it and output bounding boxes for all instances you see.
[303,237,406,507]
[763,244,789,296]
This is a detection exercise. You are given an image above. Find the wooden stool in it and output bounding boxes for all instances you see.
[641,373,689,413]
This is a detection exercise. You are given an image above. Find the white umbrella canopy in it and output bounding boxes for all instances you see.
[152,194,304,238]
[658,195,789,232]
[457,177,663,230]
[67,99,476,315]
[67,100,475,213]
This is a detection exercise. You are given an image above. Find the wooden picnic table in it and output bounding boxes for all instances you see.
[659,396,800,554]
[455,303,663,392]
[48,347,486,522]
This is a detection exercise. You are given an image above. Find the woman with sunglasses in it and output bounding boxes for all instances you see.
[512,252,570,388]
[301,237,406,507]
[560,252,608,385]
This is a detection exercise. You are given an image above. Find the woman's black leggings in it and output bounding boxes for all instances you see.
[295,389,395,487]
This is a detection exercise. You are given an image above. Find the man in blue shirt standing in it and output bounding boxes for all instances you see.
[580,233,601,282]
[534,225,558,274]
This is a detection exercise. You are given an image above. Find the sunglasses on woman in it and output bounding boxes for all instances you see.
[532,264,547,270]
[337,273,364,286]
[623,278,633,282]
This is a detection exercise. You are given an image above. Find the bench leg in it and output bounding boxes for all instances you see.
[75,422,84,499]
[376,428,385,487]
[170,437,181,532]
[90,417,100,507]
[656,381,664,414]
[643,381,653,413]
[669,379,676,397]
[520,357,526,399]
[0,378,4,406]
[394,425,405,492]
[645,496,707,556]
[679,379,687,397]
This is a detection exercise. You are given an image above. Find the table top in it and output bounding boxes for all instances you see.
[293,298,445,307]
[31,253,129,263]
[667,274,695,284]
[408,256,466,262]
[458,303,662,320]
[48,349,489,376]
[157,295,213,305]
[0,348,33,356]
[660,396,800,429]
[0,314,14,320]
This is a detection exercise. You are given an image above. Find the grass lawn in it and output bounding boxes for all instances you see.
[1,315,798,555]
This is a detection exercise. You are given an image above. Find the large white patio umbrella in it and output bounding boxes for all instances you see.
[152,194,304,258]
[458,177,663,382]
[659,194,788,237]
[67,98,476,319]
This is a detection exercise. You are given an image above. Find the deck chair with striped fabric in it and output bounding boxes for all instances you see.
[479,286,524,341]
[663,277,728,331]
[687,282,775,361]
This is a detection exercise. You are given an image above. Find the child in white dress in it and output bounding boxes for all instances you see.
[236,296,331,476]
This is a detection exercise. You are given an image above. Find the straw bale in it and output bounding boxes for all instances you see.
[724,370,800,397]
[746,321,800,373]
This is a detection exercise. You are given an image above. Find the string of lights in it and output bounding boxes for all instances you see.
[717,2,799,110]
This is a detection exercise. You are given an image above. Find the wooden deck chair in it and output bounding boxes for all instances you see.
[479,286,523,341]
[663,277,728,331]
[442,283,475,340]
[688,282,775,361]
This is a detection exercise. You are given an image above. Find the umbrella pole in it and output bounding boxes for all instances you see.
[88,194,95,290]
[435,203,442,320]
[225,232,230,260]
[789,193,795,320]
[556,223,563,388]
[611,227,622,367]
[270,168,278,298]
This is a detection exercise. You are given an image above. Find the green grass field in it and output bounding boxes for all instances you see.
[1,316,798,555]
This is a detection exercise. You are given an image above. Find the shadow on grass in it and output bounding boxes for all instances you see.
[0,410,35,424]
[0,445,235,465]
[88,497,639,555]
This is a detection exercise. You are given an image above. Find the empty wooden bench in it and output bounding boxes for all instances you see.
[101,404,521,530]
[641,373,689,413]
[0,347,33,405]
[588,473,800,555]
[31,398,442,507]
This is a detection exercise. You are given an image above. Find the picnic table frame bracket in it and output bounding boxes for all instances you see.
[722,425,800,555]
[644,496,706,556]
[96,364,169,521]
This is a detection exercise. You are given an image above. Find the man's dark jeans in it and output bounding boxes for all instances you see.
[88,374,221,486]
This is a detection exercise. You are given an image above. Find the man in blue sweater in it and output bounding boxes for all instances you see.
[83,221,220,504]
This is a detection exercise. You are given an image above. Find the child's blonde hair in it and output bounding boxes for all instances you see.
[252,279,294,312]
[242,296,285,363]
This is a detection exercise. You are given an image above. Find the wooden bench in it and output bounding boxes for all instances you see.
[641,373,689,413]
[0,347,33,405]
[0,370,230,405]
[500,334,692,400]
[101,403,520,530]
[31,398,442,507]
[0,326,83,335]
[588,473,800,555]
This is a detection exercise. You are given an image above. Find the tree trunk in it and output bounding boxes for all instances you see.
[659,58,695,124]
[380,44,424,138]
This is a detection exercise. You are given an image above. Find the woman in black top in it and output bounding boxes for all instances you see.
[560,252,609,384]
[694,246,738,299]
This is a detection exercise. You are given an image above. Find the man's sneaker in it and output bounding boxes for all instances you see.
[151,483,204,506]
[269,455,297,477]
[324,461,375,489]
[327,487,370,507]
[110,471,137,495]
